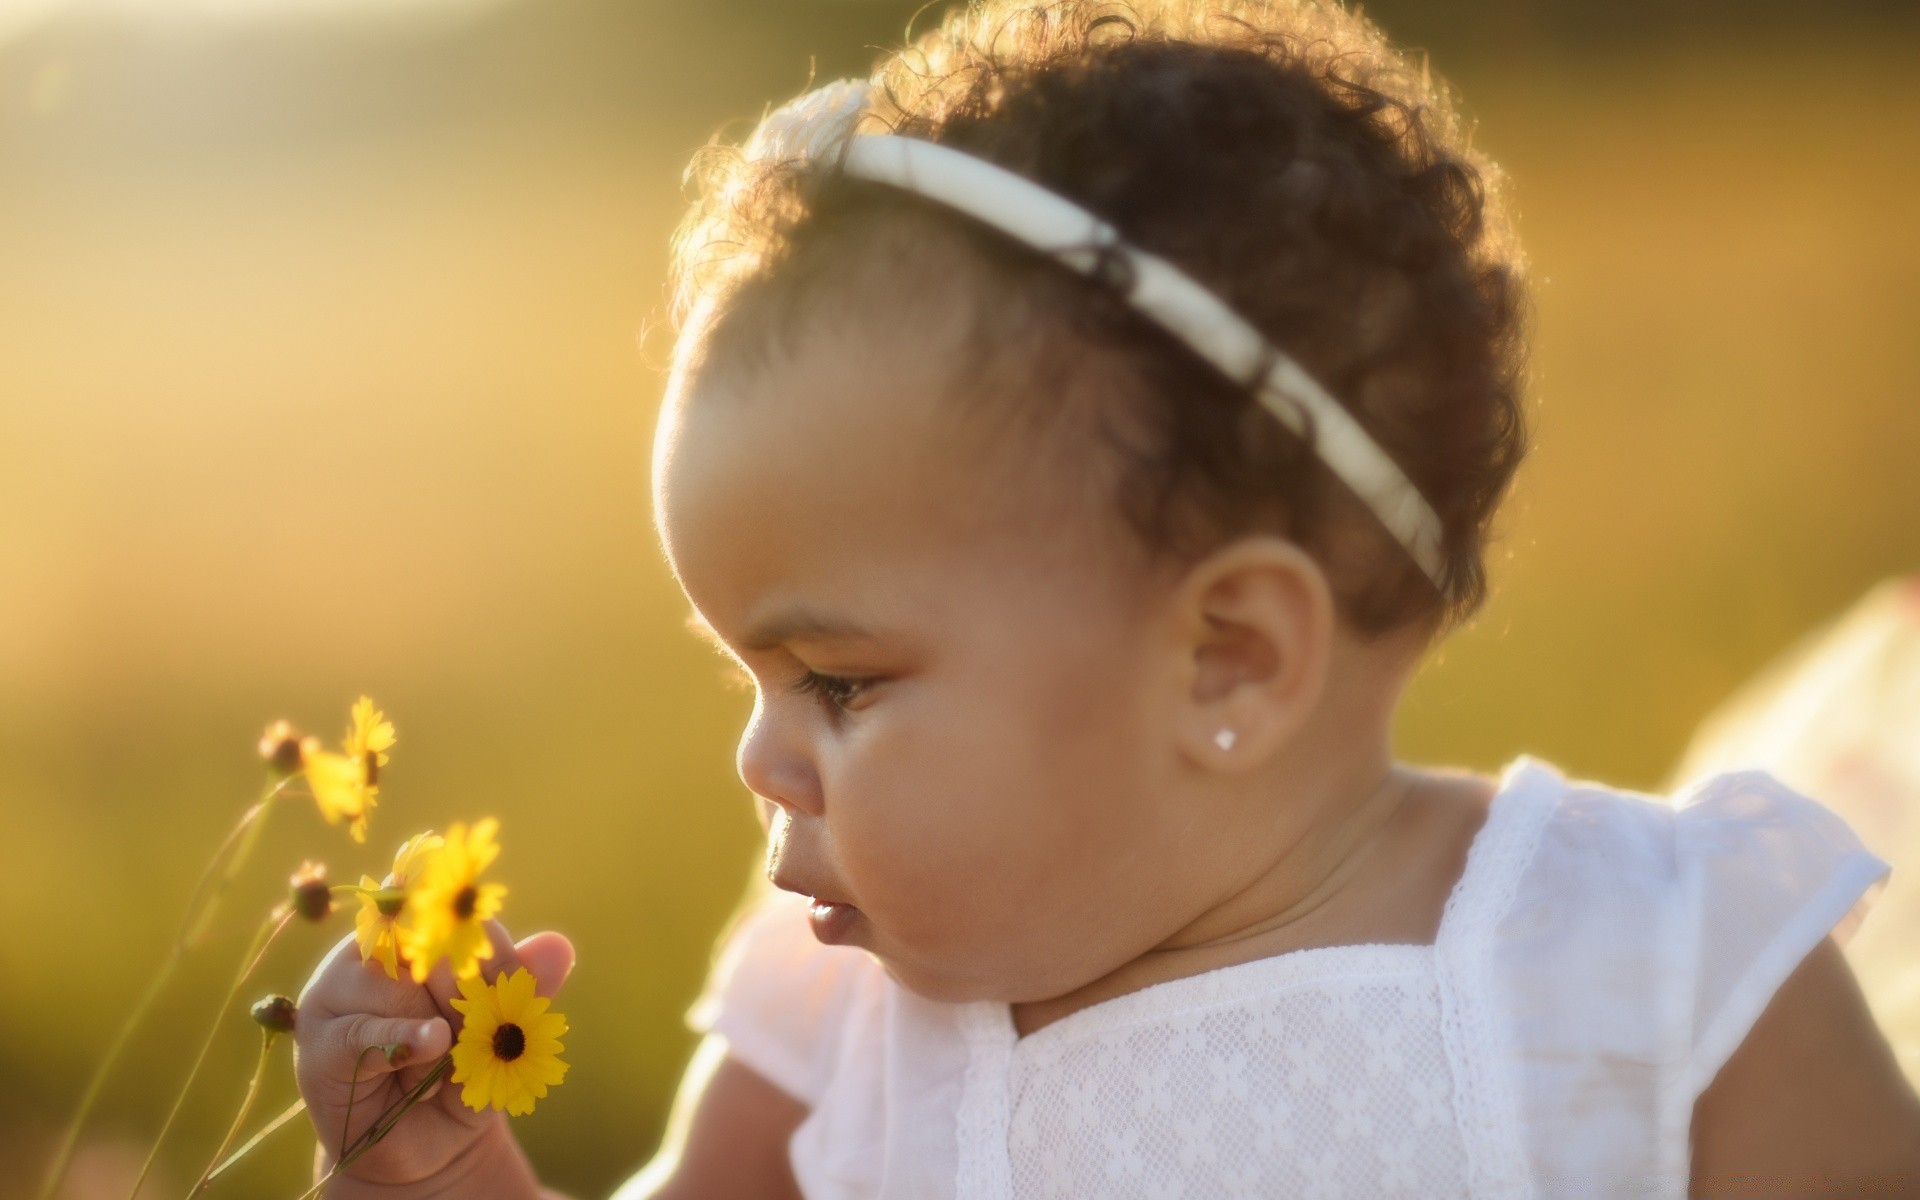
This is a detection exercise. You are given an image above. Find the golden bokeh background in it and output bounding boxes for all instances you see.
[2,1,1916,1196]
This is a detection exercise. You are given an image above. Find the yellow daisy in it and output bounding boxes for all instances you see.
[301,696,395,844]
[354,831,445,980]
[303,751,365,842]
[398,818,507,983]
[345,696,396,785]
[449,966,568,1116]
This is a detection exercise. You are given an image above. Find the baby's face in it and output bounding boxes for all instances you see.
[654,316,1211,1004]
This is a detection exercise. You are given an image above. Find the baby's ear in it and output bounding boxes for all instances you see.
[1165,535,1333,770]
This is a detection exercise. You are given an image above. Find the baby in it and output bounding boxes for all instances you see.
[293,1,1920,1196]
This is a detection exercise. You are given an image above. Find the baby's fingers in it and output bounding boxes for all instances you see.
[423,920,573,1017]
[300,929,435,1021]
[515,930,575,1000]
[309,1012,452,1085]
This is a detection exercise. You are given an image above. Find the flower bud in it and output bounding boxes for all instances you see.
[290,861,332,922]
[251,993,297,1034]
[258,721,305,777]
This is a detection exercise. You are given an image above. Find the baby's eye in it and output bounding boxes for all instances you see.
[789,669,874,712]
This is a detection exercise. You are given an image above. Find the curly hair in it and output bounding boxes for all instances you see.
[665,0,1530,641]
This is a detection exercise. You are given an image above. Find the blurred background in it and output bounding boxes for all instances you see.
[2,0,1917,1195]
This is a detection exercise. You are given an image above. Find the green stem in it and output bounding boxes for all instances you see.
[344,1057,455,1165]
[34,960,178,1200]
[34,778,289,1200]
[127,905,296,1200]
[290,1160,339,1200]
[292,1057,454,1200]
[179,777,293,952]
[346,1057,454,1162]
[199,1097,306,1191]
[338,1043,397,1164]
[188,1028,278,1196]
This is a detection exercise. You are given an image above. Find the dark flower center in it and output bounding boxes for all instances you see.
[492,1022,525,1062]
[453,885,478,919]
[265,734,304,775]
[363,750,380,787]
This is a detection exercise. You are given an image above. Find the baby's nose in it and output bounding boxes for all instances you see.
[735,708,825,818]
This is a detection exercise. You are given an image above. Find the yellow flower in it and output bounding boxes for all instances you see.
[346,696,396,784]
[398,818,506,983]
[449,966,568,1116]
[354,831,445,981]
[301,696,395,843]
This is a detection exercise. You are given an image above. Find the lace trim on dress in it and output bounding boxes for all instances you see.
[955,1000,1017,1200]
[1435,755,1561,1200]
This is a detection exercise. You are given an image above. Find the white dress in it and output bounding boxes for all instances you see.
[658,755,1891,1199]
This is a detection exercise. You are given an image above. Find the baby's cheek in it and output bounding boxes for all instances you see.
[849,827,987,934]
[837,770,1059,962]
[856,833,972,928]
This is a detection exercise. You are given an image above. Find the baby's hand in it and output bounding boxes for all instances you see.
[294,919,574,1190]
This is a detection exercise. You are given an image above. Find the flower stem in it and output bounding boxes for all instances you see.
[177,778,292,952]
[33,961,177,1200]
[34,778,290,1200]
[187,1028,278,1196]
[293,1056,454,1200]
[339,1043,397,1163]
[291,1158,339,1200]
[198,1096,306,1191]
[126,904,296,1200]
[343,1056,454,1165]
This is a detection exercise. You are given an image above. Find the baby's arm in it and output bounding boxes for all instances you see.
[614,1034,807,1200]
[1691,935,1920,1195]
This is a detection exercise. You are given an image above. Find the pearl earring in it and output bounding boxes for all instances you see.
[1213,728,1237,751]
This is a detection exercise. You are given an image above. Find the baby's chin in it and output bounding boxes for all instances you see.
[855,937,968,1003]
[865,938,1096,1008]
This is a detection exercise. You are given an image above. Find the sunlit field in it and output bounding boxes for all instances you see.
[2,4,1916,1195]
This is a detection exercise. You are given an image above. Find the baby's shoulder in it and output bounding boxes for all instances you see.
[1475,758,1893,1187]
[1516,760,1882,912]
[1493,758,1888,1093]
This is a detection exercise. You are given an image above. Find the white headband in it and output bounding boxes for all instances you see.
[746,79,1448,591]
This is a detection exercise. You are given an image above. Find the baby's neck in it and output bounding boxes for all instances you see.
[1007,758,1499,1039]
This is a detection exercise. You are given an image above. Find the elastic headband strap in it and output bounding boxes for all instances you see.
[839,132,1448,592]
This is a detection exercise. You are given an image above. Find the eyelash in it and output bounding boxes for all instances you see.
[716,661,872,713]
[788,669,872,712]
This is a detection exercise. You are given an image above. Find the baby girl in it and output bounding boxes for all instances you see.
[293,1,1920,1195]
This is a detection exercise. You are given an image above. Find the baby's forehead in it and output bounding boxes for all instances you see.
[670,295,1090,514]
[655,318,1144,637]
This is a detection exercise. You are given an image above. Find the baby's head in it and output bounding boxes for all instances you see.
[652,0,1528,1004]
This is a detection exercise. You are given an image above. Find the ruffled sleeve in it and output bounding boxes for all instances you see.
[685,886,874,1106]
[1675,769,1892,1099]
